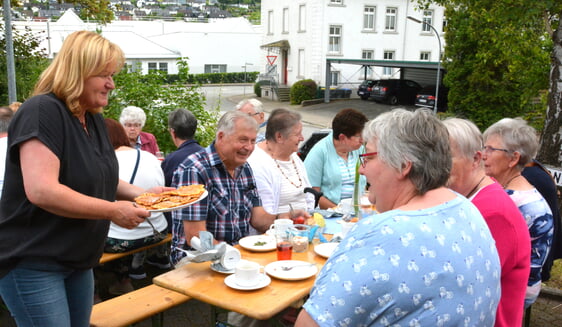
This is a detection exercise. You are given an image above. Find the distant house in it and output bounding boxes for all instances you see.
[13,9,261,76]
[261,0,446,90]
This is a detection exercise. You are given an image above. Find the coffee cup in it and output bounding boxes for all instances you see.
[234,260,264,287]
[267,218,294,235]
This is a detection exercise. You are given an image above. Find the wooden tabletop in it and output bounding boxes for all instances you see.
[152,242,328,320]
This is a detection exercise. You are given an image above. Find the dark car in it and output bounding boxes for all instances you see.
[369,79,423,105]
[415,85,448,112]
[357,79,379,100]
[297,129,331,161]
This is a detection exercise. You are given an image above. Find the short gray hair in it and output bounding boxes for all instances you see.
[235,98,263,113]
[168,108,197,140]
[217,111,258,137]
[265,108,301,141]
[443,118,483,160]
[0,106,13,133]
[119,106,146,127]
[482,117,538,169]
[363,109,451,195]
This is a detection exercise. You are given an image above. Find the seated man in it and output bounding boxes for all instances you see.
[170,110,305,265]
[236,99,266,143]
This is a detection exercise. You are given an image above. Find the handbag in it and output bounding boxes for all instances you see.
[129,148,141,184]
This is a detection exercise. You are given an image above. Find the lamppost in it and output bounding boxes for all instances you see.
[242,63,253,95]
[407,16,441,114]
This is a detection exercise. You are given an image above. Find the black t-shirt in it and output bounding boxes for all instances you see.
[0,93,118,276]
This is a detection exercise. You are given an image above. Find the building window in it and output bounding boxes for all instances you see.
[363,6,376,31]
[420,52,430,61]
[159,62,168,73]
[328,25,342,53]
[282,8,289,33]
[385,7,397,31]
[442,18,448,32]
[329,0,343,4]
[267,10,273,35]
[330,71,340,86]
[362,50,374,60]
[383,51,394,75]
[204,64,227,73]
[298,5,306,32]
[298,49,305,78]
[422,10,433,32]
[148,62,157,72]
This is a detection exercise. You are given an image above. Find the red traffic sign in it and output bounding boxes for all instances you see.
[266,55,277,65]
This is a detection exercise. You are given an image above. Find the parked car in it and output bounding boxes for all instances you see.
[297,129,331,161]
[415,85,449,112]
[369,79,423,105]
[357,79,379,100]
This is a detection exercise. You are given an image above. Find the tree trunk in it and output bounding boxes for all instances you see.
[538,15,562,166]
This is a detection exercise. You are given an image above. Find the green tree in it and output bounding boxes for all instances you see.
[105,59,219,154]
[0,24,49,104]
[419,1,562,167]
[418,1,550,130]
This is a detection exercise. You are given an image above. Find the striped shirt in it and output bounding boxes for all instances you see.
[170,142,261,265]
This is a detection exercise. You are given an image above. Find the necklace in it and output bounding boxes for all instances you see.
[465,175,485,198]
[274,158,303,188]
[77,116,87,133]
[503,174,521,189]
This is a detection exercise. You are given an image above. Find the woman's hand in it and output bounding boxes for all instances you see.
[110,201,150,229]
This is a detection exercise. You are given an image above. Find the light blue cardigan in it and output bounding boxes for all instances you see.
[304,132,366,205]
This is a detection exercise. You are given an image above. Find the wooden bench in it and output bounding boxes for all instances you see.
[90,284,191,327]
[99,233,172,265]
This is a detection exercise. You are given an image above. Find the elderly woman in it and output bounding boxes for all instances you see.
[304,108,368,209]
[482,117,554,308]
[119,105,160,155]
[296,109,501,327]
[248,108,314,215]
[444,118,531,327]
[0,31,165,326]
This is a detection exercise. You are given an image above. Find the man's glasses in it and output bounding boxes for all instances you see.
[247,112,260,117]
[359,152,378,168]
[482,145,510,154]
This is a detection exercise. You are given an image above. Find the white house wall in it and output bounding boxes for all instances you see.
[262,0,445,88]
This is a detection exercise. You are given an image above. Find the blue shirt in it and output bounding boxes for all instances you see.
[304,196,501,326]
[304,132,366,205]
[170,142,261,265]
[161,139,203,186]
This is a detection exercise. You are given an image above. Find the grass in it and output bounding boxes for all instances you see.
[544,259,562,289]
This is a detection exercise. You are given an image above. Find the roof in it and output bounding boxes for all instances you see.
[327,58,440,70]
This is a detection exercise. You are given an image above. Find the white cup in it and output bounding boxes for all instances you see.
[234,260,264,287]
[341,221,356,238]
[267,219,294,235]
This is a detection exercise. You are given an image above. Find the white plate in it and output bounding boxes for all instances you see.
[224,273,271,291]
[238,235,276,252]
[314,243,339,258]
[264,260,318,281]
[147,190,208,213]
[210,262,235,274]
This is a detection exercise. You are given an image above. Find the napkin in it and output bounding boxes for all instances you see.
[175,231,240,269]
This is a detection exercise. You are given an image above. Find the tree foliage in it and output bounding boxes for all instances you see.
[105,59,219,154]
[418,0,551,130]
[0,23,49,105]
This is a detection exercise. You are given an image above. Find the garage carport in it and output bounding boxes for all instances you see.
[324,58,442,103]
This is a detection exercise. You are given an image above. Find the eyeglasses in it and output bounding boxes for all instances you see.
[247,112,260,117]
[482,145,510,154]
[359,152,378,168]
[124,123,142,129]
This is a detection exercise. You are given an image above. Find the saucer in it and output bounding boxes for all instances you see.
[224,274,271,291]
[314,242,339,258]
[210,263,235,274]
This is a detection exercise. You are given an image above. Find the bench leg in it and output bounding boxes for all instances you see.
[150,312,164,327]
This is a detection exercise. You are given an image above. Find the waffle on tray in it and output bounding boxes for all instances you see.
[135,184,206,210]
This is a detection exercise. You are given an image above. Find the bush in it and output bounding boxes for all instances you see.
[290,79,317,105]
[165,72,258,84]
[254,82,261,97]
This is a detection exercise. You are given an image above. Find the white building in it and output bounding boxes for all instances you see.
[13,9,262,76]
[260,0,446,90]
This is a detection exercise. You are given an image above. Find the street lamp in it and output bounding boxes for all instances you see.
[407,16,441,114]
[242,63,253,95]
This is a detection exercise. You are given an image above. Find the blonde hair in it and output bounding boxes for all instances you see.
[33,30,125,115]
